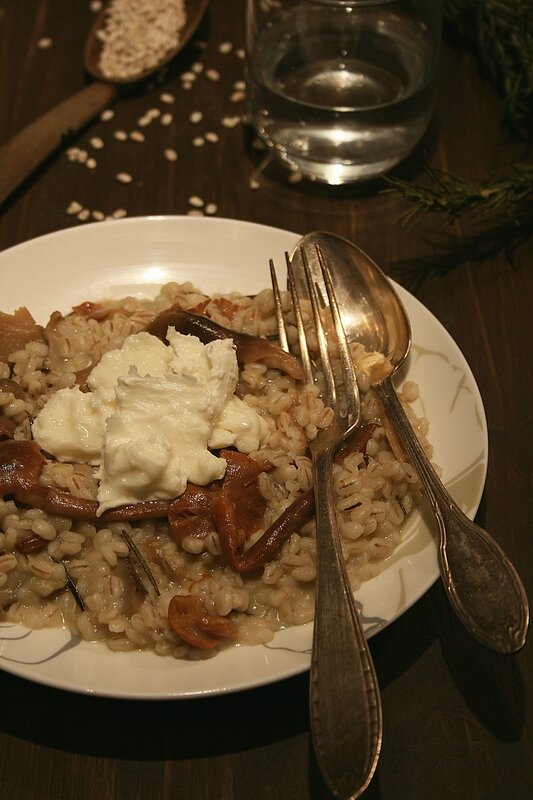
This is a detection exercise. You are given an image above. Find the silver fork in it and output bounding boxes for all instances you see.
[270,247,382,800]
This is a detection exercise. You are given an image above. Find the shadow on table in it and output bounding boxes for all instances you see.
[433,578,528,744]
[0,594,435,763]
[2,564,524,766]
[0,666,309,760]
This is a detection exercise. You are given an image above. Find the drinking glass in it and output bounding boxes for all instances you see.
[245,0,443,184]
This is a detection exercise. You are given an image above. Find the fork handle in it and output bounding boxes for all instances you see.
[378,377,529,654]
[310,448,382,800]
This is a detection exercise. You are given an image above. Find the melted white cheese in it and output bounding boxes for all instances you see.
[32,328,268,514]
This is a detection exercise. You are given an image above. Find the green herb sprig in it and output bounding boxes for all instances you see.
[385,1,533,282]
[443,0,533,138]
[385,163,533,226]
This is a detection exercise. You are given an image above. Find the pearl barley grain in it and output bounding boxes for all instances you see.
[164,148,178,162]
[97,1,187,80]
[222,116,240,129]
[116,172,133,184]
[100,109,114,122]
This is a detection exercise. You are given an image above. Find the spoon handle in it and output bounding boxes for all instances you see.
[0,81,118,207]
[310,447,382,799]
[378,377,529,654]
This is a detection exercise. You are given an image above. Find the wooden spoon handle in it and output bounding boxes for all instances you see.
[0,81,118,206]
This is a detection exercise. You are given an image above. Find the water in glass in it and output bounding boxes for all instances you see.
[247,1,442,184]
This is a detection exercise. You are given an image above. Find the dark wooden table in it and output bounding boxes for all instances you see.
[1,2,531,799]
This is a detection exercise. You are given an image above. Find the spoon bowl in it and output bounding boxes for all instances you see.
[84,0,209,84]
[293,230,411,372]
[292,231,529,655]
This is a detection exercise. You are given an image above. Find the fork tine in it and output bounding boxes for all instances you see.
[269,257,289,354]
[315,245,361,426]
[286,252,314,386]
[270,246,360,427]
[296,247,337,409]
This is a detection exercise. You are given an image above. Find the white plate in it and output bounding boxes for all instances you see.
[0,216,488,699]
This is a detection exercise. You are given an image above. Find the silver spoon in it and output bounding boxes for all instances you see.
[0,0,209,207]
[292,231,529,655]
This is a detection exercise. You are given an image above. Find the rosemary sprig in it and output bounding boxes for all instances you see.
[384,2,533,281]
[384,163,533,226]
[443,0,533,138]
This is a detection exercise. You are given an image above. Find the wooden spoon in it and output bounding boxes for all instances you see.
[0,0,209,207]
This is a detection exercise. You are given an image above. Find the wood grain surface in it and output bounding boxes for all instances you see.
[0,2,531,799]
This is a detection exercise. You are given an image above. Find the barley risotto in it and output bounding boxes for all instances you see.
[0,281,433,660]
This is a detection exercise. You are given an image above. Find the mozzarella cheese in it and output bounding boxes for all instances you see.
[32,328,268,514]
